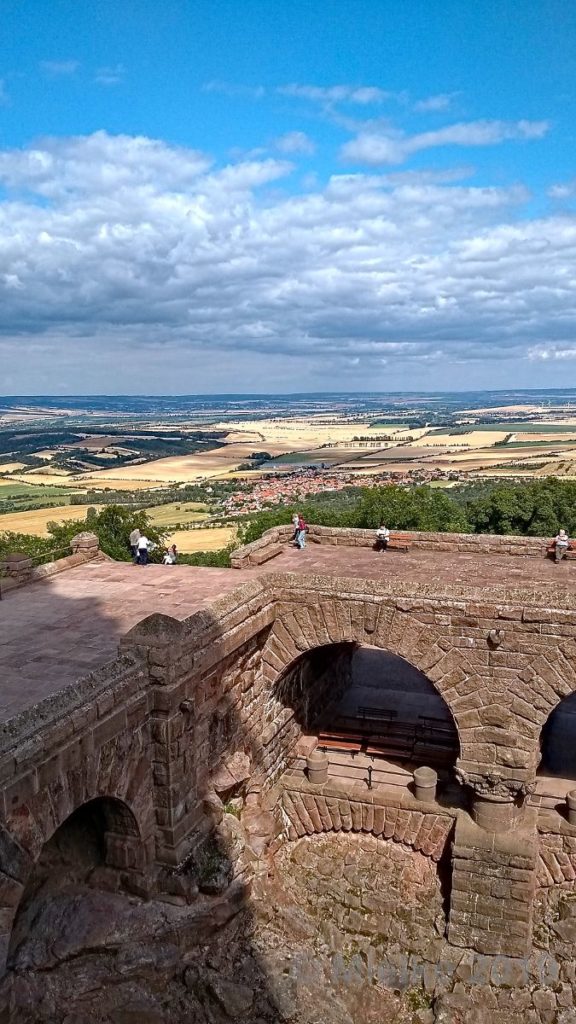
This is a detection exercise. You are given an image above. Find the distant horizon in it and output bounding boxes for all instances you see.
[3,387,576,401]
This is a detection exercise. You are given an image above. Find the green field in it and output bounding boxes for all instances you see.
[146,501,208,527]
[0,483,77,498]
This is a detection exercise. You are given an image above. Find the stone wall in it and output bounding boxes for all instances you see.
[279,776,455,862]
[231,524,550,567]
[4,565,576,977]
[0,531,101,593]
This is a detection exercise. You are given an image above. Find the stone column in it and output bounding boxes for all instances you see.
[448,776,537,957]
[70,531,100,558]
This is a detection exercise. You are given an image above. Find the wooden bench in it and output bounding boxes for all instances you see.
[374,534,412,553]
[546,542,576,562]
[358,706,398,724]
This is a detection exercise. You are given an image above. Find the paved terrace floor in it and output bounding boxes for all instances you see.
[2,543,576,721]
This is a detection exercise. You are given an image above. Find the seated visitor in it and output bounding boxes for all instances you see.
[375,524,390,551]
[291,512,300,542]
[163,544,178,565]
[554,529,570,563]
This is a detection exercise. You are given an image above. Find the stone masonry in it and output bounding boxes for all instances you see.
[3,527,576,1004]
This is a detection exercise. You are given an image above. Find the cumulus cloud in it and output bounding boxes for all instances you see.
[548,180,576,199]
[274,131,315,155]
[40,60,80,77]
[0,130,575,389]
[341,119,550,165]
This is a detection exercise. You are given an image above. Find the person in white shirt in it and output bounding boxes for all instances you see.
[137,534,150,565]
[554,529,570,563]
[375,524,390,552]
[129,527,140,562]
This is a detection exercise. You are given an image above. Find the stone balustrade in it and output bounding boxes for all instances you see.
[0,531,101,593]
[231,524,550,568]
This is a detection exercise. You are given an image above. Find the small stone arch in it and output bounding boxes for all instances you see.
[1,796,147,975]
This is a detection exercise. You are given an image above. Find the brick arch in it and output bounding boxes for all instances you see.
[0,727,154,973]
[280,786,454,862]
[0,794,146,975]
[262,597,470,763]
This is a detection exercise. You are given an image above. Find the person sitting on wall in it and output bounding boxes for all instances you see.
[163,544,178,565]
[375,524,390,551]
[554,529,570,563]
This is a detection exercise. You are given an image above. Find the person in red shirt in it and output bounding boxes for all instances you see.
[296,515,308,549]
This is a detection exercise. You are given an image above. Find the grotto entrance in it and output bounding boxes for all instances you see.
[7,797,145,971]
[274,643,459,790]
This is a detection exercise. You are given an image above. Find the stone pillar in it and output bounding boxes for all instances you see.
[448,815,537,956]
[470,790,523,833]
[306,749,329,785]
[70,531,100,558]
[413,765,437,803]
[567,790,576,825]
[1,553,33,585]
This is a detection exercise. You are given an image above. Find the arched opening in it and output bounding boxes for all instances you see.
[7,797,143,970]
[273,642,459,789]
[540,693,576,780]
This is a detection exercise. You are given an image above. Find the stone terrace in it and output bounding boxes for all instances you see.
[2,537,576,721]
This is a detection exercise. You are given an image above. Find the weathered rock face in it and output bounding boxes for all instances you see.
[6,827,576,1023]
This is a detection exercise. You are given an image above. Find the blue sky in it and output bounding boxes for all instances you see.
[1,0,576,393]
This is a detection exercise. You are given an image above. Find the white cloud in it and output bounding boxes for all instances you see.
[274,131,315,155]
[0,131,575,390]
[40,60,80,77]
[341,119,550,165]
[94,64,125,86]
[413,93,457,113]
[548,180,576,199]
[278,83,394,105]
[528,345,576,361]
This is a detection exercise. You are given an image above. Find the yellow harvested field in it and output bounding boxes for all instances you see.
[208,417,387,447]
[74,443,295,484]
[0,462,27,473]
[411,431,509,447]
[164,527,236,552]
[513,433,576,443]
[0,504,103,537]
[73,478,167,491]
[7,472,74,486]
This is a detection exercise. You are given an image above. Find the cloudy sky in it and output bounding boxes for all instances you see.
[1,0,576,395]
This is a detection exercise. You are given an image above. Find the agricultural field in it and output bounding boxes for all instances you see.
[0,504,102,537]
[165,526,236,552]
[146,502,208,527]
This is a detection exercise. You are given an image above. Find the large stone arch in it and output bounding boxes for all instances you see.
[262,599,471,769]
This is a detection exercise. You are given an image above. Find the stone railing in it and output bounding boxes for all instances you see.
[230,524,549,568]
[0,531,100,594]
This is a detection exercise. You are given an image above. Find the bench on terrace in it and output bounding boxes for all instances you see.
[374,533,413,553]
[249,542,285,566]
[546,541,576,562]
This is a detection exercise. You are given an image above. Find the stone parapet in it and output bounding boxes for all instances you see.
[279,775,455,861]
[0,532,101,594]
[231,524,549,568]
